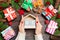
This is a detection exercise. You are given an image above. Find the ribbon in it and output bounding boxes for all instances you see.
[5,7,15,20]
[45,5,57,17]
[46,20,58,34]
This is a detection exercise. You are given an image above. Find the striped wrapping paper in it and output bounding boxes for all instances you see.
[46,20,58,35]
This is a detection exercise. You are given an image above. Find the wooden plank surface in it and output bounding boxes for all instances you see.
[10,11,50,40]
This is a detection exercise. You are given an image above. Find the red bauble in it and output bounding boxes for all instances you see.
[15,0,19,3]
[0,6,3,10]
[18,8,25,15]
[45,20,50,24]
[57,14,60,18]
[8,21,12,26]
[46,1,50,5]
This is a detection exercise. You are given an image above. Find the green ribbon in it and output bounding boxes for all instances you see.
[21,0,33,10]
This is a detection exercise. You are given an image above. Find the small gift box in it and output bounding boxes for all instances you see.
[33,0,44,8]
[3,7,17,21]
[42,5,58,20]
[21,0,33,10]
[1,26,15,40]
[24,14,36,29]
[46,20,58,35]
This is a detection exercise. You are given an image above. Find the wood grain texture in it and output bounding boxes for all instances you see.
[10,11,50,40]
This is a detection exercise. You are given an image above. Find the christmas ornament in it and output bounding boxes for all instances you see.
[46,1,50,5]
[0,6,4,11]
[15,0,19,3]
[45,20,50,24]
[8,21,12,26]
[3,7,17,21]
[44,0,54,5]
[18,8,25,15]
[57,13,60,19]
[46,20,58,35]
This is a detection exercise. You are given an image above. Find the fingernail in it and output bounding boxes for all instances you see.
[21,21,23,23]
[36,21,38,23]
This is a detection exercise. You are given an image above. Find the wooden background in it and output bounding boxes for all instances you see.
[10,11,50,40]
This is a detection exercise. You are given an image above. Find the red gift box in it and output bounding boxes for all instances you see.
[3,7,17,21]
[44,5,58,18]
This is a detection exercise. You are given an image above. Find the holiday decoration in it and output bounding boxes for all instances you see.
[3,7,17,21]
[57,11,60,19]
[24,14,36,29]
[50,10,60,36]
[45,20,50,24]
[44,0,54,5]
[8,21,12,26]
[0,22,8,31]
[0,6,4,11]
[33,0,44,8]
[42,5,58,20]
[0,22,8,40]
[0,3,8,8]
[32,0,44,13]
[46,1,50,5]
[21,0,33,11]
[15,0,19,3]
[18,8,25,15]
[11,0,20,10]
[1,27,15,40]
[0,11,5,18]
[46,20,58,35]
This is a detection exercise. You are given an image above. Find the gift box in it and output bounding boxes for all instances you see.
[1,26,15,40]
[42,5,58,20]
[3,7,17,21]
[33,0,44,8]
[24,14,36,29]
[46,20,58,35]
[21,0,33,10]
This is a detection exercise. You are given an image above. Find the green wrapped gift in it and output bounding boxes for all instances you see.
[21,0,33,10]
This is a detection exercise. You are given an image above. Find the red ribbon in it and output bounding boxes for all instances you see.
[45,8,55,16]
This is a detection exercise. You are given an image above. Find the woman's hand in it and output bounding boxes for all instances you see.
[19,15,25,33]
[35,16,43,35]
